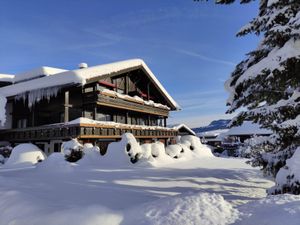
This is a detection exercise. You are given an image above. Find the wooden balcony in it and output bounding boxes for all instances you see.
[0,123,178,142]
[83,92,169,117]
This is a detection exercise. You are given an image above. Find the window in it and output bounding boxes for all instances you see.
[116,114,126,124]
[84,110,93,119]
[113,77,125,94]
[97,113,112,121]
[17,119,27,128]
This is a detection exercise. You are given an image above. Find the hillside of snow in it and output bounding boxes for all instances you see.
[0,146,275,225]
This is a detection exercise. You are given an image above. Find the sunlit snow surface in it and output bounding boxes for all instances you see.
[0,154,274,225]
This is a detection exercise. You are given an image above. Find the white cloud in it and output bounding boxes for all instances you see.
[172,48,236,66]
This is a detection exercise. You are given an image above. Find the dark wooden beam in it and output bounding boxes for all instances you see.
[147,82,150,101]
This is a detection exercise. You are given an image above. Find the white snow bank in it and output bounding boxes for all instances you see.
[268,147,300,194]
[236,194,300,225]
[77,144,101,166]
[36,153,73,173]
[101,133,142,167]
[0,189,122,225]
[123,192,239,225]
[4,144,46,168]
[181,135,214,157]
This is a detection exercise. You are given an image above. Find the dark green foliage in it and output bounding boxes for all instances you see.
[65,149,84,162]
[217,0,300,178]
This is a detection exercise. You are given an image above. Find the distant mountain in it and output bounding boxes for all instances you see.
[192,119,231,133]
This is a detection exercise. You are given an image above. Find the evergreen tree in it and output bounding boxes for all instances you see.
[217,0,300,177]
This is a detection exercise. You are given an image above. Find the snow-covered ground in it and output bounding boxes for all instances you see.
[0,150,275,225]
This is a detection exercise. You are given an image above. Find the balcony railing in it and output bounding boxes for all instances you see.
[0,123,178,142]
[83,92,169,117]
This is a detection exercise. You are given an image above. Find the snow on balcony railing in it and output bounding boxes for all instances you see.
[101,89,171,110]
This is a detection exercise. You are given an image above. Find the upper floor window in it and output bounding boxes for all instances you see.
[17,119,27,128]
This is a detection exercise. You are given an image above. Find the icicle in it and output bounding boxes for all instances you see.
[15,86,61,108]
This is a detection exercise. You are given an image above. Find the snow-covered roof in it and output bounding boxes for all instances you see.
[0,59,180,110]
[197,129,229,138]
[14,67,67,83]
[0,74,14,83]
[225,121,272,136]
[172,124,196,136]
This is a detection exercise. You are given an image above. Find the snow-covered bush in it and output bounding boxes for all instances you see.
[0,144,12,158]
[235,135,267,158]
[4,143,46,168]
[181,135,213,157]
[102,133,143,166]
[77,144,101,166]
[150,141,166,159]
[268,148,300,195]
[0,144,12,164]
[61,139,84,162]
[165,144,183,159]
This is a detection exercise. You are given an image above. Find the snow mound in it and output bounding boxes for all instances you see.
[139,141,174,166]
[237,194,300,225]
[61,139,83,156]
[77,145,101,166]
[165,144,183,158]
[36,153,73,173]
[0,189,122,225]
[3,144,46,168]
[180,135,213,157]
[124,192,239,225]
[101,133,142,167]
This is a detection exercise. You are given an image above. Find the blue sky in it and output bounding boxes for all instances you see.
[0,0,259,128]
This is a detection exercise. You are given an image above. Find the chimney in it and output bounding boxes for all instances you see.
[78,62,88,69]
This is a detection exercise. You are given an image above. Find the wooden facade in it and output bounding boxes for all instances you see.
[0,63,179,154]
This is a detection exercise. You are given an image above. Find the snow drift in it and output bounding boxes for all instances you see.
[3,144,46,168]
[123,192,239,225]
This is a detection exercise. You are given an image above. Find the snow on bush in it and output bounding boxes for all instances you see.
[139,141,174,166]
[36,153,74,173]
[0,145,12,159]
[236,194,300,225]
[4,143,46,168]
[180,135,213,157]
[61,139,83,162]
[101,133,143,167]
[123,192,239,225]
[268,147,300,195]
